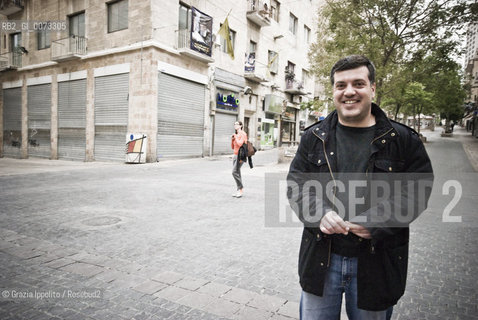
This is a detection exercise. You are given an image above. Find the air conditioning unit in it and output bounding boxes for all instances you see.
[125,133,147,163]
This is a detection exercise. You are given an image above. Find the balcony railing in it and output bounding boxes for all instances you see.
[0,0,24,15]
[176,29,214,63]
[0,51,22,71]
[246,0,271,27]
[285,79,307,95]
[51,36,87,62]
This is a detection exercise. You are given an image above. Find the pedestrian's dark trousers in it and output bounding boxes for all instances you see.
[232,155,243,190]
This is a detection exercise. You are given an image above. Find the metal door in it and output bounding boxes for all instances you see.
[58,79,86,160]
[94,73,129,161]
[157,72,205,159]
[27,84,51,158]
[213,112,237,155]
[2,88,22,158]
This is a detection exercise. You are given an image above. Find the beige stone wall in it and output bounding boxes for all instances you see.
[151,0,178,48]
[127,48,157,162]
[85,68,94,161]
[50,72,58,159]
[87,0,152,52]
[1,0,153,66]
[21,74,27,158]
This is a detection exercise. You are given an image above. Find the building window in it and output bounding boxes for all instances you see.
[37,30,50,50]
[108,0,128,33]
[220,26,235,54]
[10,32,21,51]
[268,50,278,74]
[178,3,191,31]
[271,0,280,22]
[289,13,298,35]
[304,25,311,44]
[287,61,295,74]
[249,40,257,54]
[69,12,85,37]
[302,69,309,87]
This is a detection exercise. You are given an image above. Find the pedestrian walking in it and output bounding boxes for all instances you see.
[231,121,247,198]
[287,55,434,319]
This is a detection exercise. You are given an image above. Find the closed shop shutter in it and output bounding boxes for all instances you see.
[94,73,129,162]
[157,72,205,159]
[27,84,51,158]
[2,88,22,158]
[58,79,86,161]
[213,112,237,155]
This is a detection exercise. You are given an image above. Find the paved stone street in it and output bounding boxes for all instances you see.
[0,126,477,320]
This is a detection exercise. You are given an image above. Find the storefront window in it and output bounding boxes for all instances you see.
[281,121,296,143]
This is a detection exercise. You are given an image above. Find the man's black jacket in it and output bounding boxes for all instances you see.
[287,104,434,311]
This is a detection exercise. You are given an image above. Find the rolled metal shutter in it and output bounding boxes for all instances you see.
[58,79,86,161]
[94,73,129,161]
[2,88,22,158]
[157,72,205,159]
[27,84,51,158]
[213,112,237,155]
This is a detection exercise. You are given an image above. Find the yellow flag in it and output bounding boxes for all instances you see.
[218,17,234,59]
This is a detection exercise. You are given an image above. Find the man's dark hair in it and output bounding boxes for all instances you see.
[330,55,376,85]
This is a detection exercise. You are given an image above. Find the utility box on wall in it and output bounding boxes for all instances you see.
[126,134,147,163]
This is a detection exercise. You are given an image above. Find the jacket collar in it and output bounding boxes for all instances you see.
[312,103,396,143]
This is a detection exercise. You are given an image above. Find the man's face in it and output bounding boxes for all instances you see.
[332,66,376,126]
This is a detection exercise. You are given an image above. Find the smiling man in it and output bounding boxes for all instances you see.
[287,55,434,319]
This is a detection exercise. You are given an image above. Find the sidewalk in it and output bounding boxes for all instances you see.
[421,125,478,171]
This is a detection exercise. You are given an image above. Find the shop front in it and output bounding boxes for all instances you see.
[212,68,245,155]
[262,94,282,149]
[281,105,298,145]
[213,89,238,155]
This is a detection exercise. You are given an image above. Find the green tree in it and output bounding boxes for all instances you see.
[429,68,466,129]
[402,82,434,134]
[310,0,476,105]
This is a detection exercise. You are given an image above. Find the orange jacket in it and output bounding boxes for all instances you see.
[231,131,248,155]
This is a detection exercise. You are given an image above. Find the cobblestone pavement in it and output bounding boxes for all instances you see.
[0,127,477,320]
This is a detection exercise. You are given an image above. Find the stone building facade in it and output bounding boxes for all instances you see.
[465,21,478,105]
[0,0,320,162]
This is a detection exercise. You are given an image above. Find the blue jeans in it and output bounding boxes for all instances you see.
[300,254,392,320]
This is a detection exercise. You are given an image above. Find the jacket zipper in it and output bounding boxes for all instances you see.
[313,130,335,267]
[367,128,393,253]
[365,128,394,177]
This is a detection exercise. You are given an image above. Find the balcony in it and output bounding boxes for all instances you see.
[244,53,268,83]
[244,71,267,83]
[0,0,24,16]
[51,36,87,62]
[0,51,22,71]
[246,0,271,27]
[285,78,307,95]
[176,29,214,64]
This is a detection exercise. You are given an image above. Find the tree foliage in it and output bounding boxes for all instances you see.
[310,0,476,107]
